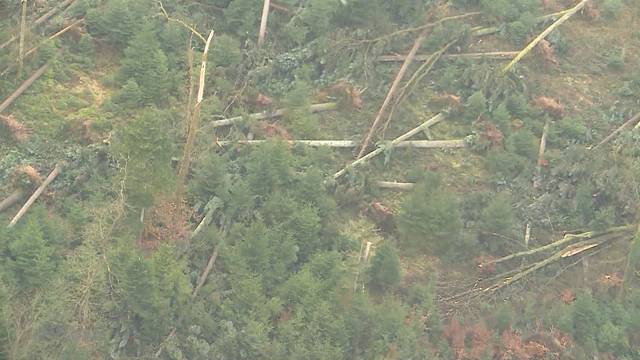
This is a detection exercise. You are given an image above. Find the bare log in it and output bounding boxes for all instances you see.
[592,111,640,150]
[375,181,415,190]
[2,19,84,77]
[486,225,633,266]
[357,23,432,159]
[502,0,590,73]
[8,164,62,228]
[0,0,76,51]
[208,102,337,128]
[0,190,24,214]
[217,139,465,148]
[0,63,49,115]
[377,51,519,62]
[335,113,453,179]
[192,244,220,298]
[18,0,29,76]
[258,0,271,48]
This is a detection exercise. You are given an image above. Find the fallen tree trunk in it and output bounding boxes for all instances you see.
[357,22,432,159]
[377,51,519,62]
[2,19,84,77]
[486,225,633,266]
[0,190,24,213]
[0,0,76,51]
[375,181,415,190]
[470,8,573,38]
[0,63,49,114]
[502,0,590,73]
[8,164,62,228]
[257,0,271,47]
[216,139,465,148]
[335,113,454,179]
[192,243,221,298]
[593,111,640,149]
[209,102,337,128]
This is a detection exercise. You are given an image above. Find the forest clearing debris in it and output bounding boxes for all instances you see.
[502,0,591,74]
[208,102,337,128]
[377,51,519,62]
[533,96,564,119]
[0,114,30,142]
[216,139,466,148]
[8,164,63,228]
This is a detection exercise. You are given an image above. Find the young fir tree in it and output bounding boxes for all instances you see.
[6,216,56,291]
[119,25,170,104]
[367,243,401,293]
[397,173,462,254]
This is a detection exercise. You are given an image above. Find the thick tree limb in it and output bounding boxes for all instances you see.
[377,51,519,62]
[0,63,49,115]
[592,111,640,150]
[0,190,24,214]
[258,0,271,47]
[8,164,62,228]
[208,102,337,128]
[335,113,453,179]
[217,139,465,148]
[502,0,590,74]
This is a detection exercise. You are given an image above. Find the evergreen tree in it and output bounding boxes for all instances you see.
[119,25,170,103]
[6,217,55,291]
[367,243,401,293]
[398,174,462,254]
[479,192,514,253]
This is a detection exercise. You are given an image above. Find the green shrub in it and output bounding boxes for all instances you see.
[479,192,515,253]
[397,174,462,255]
[506,129,538,160]
[602,0,623,19]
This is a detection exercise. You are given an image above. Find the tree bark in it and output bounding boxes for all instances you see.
[8,164,62,228]
[0,63,49,115]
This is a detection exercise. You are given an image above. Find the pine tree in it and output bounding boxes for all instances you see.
[6,217,55,291]
[367,243,401,293]
[119,25,170,104]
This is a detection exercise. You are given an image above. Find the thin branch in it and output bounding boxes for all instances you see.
[361,12,482,44]
[158,1,206,42]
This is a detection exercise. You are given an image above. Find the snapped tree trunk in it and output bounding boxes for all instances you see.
[209,102,337,128]
[0,190,24,213]
[8,164,62,228]
[0,63,49,115]
[18,0,28,77]
[258,0,271,47]
[216,139,465,148]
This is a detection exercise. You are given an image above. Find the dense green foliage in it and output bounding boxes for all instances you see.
[1,0,640,358]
